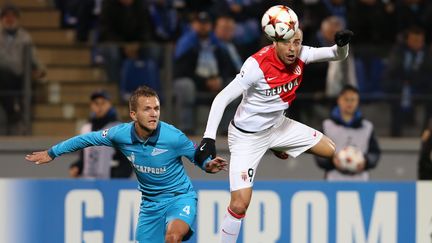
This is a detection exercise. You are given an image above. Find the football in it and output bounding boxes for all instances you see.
[261,5,299,42]
[336,146,365,172]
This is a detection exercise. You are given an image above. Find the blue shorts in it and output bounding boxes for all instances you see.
[135,192,197,243]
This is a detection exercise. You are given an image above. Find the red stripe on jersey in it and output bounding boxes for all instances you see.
[252,45,305,104]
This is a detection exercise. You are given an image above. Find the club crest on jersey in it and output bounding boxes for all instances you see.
[265,78,299,96]
[241,171,248,181]
[293,65,301,75]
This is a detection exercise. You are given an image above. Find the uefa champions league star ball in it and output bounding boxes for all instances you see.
[261,5,299,42]
[337,146,365,172]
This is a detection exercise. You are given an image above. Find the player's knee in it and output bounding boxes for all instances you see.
[230,199,249,215]
[165,232,182,243]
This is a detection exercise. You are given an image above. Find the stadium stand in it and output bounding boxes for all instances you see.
[0,0,127,136]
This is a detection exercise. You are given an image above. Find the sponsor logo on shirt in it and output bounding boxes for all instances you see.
[133,164,167,174]
[265,78,299,96]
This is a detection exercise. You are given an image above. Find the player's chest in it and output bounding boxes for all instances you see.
[122,144,174,167]
[256,63,303,89]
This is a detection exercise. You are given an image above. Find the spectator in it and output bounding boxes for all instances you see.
[98,0,154,83]
[348,0,395,94]
[418,118,432,180]
[394,0,432,34]
[213,0,264,59]
[69,90,132,178]
[0,4,45,135]
[290,16,356,122]
[382,26,432,137]
[173,12,237,134]
[315,85,381,181]
[148,0,182,42]
[74,0,103,43]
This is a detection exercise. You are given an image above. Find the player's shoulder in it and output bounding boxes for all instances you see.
[251,45,274,64]
[159,121,187,139]
[103,122,134,142]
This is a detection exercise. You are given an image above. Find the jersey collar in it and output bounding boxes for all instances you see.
[131,122,161,145]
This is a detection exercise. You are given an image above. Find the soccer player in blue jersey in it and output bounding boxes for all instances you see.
[25,86,227,243]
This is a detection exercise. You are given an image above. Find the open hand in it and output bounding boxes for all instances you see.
[205,156,228,173]
[25,150,53,165]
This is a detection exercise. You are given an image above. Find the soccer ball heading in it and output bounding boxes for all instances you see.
[261,5,299,42]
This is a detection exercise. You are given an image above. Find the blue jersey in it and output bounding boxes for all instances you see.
[48,121,207,201]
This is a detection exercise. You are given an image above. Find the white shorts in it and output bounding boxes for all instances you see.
[227,117,323,191]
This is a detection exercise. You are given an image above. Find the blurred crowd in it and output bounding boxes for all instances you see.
[1,0,432,137]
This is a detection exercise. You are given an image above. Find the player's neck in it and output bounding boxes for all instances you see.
[134,122,152,140]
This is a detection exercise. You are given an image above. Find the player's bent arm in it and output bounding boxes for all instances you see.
[203,80,244,139]
[306,44,349,64]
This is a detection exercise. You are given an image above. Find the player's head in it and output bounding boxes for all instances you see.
[273,29,303,65]
[337,85,360,115]
[129,86,160,133]
[90,90,112,119]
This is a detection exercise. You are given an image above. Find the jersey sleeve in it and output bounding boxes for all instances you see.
[300,44,349,64]
[203,80,244,139]
[48,127,116,158]
[175,132,209,170]
[235,57,263,89]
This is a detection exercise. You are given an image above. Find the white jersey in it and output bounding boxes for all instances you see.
[204,44,348,139]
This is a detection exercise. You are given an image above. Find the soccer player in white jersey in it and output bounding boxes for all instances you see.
[194,25,353,242]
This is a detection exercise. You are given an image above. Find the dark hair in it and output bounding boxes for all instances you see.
[129,86,159,111]
[90,90,111,101]
[0,4,20,18]
[338,84,359,96]
[404,25,425,39]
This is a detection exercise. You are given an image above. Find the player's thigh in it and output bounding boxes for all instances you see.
[135,207,166,243]
[228,123,270,191]
[269,117,322,158]
[307,134,335,158]
[165,196,197,241]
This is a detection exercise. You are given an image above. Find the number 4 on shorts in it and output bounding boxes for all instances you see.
[183,205,190,215]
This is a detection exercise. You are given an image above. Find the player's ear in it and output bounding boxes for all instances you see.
[130,111,137,121]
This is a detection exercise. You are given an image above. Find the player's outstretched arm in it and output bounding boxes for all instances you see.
[25,150,53,165]
[204,156,228,174]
